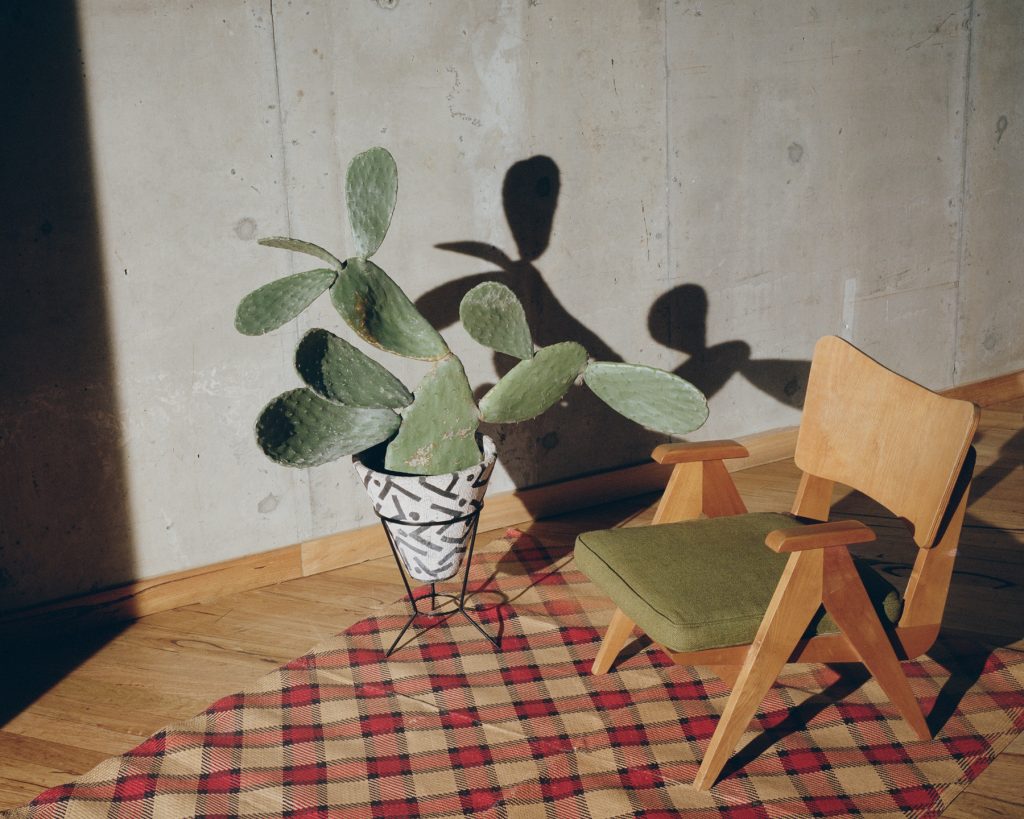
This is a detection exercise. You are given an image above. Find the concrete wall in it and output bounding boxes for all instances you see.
[956,0,1024,380]
[1,0,1020,612]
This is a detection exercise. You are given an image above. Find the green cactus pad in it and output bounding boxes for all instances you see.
[256,388,400,467]
[330,257,449,360]
[295,329,413,409]
[459,282,534,360]
[479,341,588,423]
[235,268,337,336]
[583,362,709,435]
[385,356,482,475]
[346,147,398,259]
[258,237,345,270]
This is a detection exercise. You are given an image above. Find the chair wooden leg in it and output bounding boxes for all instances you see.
[693,550,824,790]
[821,548,931,740]
[592,608,635,674]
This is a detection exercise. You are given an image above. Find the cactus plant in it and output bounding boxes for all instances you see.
[236,147,710,478]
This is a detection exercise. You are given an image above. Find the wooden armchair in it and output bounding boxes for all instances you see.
[574,336,979,789]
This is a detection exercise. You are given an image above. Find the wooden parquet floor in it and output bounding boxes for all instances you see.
[1,399,1021,815]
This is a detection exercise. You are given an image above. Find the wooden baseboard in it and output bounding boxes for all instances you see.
[0,426,793,636]
[0,545,303,638]
[941,370,1024,407]
[4,369,1018,636]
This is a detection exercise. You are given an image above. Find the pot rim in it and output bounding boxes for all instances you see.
[353,433,496,478]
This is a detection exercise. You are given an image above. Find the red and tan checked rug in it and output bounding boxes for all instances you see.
[8,531,1024,818]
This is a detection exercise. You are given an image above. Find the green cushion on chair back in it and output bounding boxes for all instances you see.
[574,512,902,654]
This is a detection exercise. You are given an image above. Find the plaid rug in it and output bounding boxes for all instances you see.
[7,531,1024,818]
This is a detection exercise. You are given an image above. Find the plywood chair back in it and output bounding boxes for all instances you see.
[794,336,979,548]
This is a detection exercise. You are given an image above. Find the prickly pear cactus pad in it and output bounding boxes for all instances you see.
[346,147,398,259]
[257,237,345,270]
[385,356,482,475]
[256,388,400,467]
[584,362,709,435]
[235,268,338,336]
[295,329,413,409]
[479,341,588,424]
[330,257,449,360]
[459,281,534,360]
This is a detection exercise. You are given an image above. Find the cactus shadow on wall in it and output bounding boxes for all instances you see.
[647,284,811,408]
[415,156,666,493]
[0,3,135,722]
[416,157,812,501]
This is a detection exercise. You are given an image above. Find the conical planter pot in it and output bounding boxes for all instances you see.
[353,435,497,583]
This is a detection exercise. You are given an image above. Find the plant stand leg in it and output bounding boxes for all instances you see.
[380,510,499,657]
[454,514,500,649]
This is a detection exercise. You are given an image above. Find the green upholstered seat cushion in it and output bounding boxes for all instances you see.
[574,512,902,654]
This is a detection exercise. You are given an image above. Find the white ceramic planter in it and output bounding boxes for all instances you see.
[353,436,497,582]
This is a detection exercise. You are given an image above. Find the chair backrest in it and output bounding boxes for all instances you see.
[794,336,979,548]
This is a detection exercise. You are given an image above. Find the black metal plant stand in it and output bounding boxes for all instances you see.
[377,507,500,657]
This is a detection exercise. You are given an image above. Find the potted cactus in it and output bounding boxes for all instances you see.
[235,148,708,583]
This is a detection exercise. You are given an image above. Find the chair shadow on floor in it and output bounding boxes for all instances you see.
[721,425,1024,761]
[720,664,873,780]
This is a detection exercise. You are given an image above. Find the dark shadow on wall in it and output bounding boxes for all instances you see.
[415,156,811,496]
[416,156,663,491]
[0,2,134,722]
[648,285,810,409]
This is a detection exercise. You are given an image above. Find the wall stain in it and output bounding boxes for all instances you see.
[445,67,482,128]
[906,10,958,50]
[787,142,804,164]
[996,114,1008,144]
[234,217,258,240]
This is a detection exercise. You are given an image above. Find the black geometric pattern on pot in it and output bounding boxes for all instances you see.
[365,474,490,521]
[394,522,466,552]
[370,489,478,579]
[409,551,459,580]
[353,435,497,581]
[429,502,471,518]
[420,475,461,499]
[389,521,469,580]
[388,494,408,520]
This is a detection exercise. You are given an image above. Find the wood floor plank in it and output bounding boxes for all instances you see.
[2,710,148,758]
[0,732,108,783]
[17,690,197,739]
[0,780,51,807]
[941,733,1024,817]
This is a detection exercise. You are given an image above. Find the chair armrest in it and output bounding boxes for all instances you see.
[765,520,875,553]
[651,439,749,465]
[650,440,749,523]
